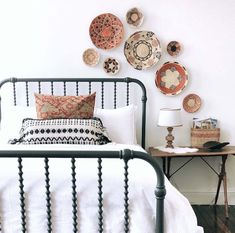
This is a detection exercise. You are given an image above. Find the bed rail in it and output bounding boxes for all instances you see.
[0,149,165,233]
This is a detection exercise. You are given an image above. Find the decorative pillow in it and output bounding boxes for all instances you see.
[94,104,137,144]
[34,92,96,119]
[10,118,111,145]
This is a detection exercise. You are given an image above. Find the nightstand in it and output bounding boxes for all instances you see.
[149,146,235,218]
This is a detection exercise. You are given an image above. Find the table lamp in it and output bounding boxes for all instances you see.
[158,108,182,148]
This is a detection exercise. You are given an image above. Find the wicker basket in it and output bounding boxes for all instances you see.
[191,128,220,148]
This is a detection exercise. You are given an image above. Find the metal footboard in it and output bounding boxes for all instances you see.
[0,149,165,233]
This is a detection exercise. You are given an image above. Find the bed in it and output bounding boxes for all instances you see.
[0,77,203,233]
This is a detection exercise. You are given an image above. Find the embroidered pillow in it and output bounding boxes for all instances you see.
[34,92,96,119]
[10,118,111,145]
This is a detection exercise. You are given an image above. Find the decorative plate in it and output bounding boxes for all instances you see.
[124,31,161,70]
[126,7,144,27]
[183,94,201,113]
[82,48,100,66]
[89,13,124,50]
[103,57,120,75]
[155,61,188,95]
[167,41,181,56]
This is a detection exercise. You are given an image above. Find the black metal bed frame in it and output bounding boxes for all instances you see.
[0,77,165,233]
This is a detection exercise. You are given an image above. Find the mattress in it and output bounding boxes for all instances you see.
[0,143,203,233]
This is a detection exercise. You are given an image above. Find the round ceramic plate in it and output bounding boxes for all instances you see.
[103,57,120,75]
[126,7,144,27]
[89,13,124,50]
[155,61,188,95]
[82,48,100,66]
[183,94,201,113]
[167,41,181,56]
[124,31,161,70]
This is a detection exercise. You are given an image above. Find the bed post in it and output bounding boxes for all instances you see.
[0,77,17,124]
[125,77,147,149]
[123,149,166,233]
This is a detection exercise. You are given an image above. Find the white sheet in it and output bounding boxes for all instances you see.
[0,143,203,233]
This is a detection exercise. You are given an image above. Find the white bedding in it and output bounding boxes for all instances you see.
[0,143,203,233]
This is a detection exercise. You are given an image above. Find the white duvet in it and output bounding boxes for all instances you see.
[0,143,203,233]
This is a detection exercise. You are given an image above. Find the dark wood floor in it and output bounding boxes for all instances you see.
[192,205,235,233]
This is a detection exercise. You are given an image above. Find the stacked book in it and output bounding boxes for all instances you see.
[192,117,217,129]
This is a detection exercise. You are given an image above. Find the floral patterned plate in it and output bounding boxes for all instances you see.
[183,94,201,113]
[103,57,120,75]
[89,13,124,50]
[124,31,161,70]
[82,48,100,66]
[155,61,188,95]
[126,7,144,27]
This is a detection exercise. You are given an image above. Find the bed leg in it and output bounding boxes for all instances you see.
[71,158,78,232]
[124,159,130,233]
[155,185,165,233]
[18,157,27,233]
[44,157,52,233]
[97,158,103,233]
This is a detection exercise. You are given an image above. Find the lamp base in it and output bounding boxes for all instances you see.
[165,127,174,148]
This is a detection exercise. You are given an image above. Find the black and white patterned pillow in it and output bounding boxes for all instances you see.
[10,118,111,145]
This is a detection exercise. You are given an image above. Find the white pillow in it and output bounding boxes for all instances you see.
[94,105,137,145]
[0,106,37,142]
[0,104,138,145]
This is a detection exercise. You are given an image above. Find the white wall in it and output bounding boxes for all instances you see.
[0,0,235,204]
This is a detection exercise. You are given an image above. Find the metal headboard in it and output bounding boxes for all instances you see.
[0,77,165,233]
[0,77,147,148]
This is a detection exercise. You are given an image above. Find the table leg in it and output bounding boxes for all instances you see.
[214,155,228,218]
[223,173,229,218]
[162,158,166,175]
[214,175,223,205]
[166,157,172,180]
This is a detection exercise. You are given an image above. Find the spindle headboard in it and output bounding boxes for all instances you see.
[0,77,147,148]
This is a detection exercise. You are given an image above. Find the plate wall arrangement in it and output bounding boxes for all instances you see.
[124,31,161,70]
[103,57,120,75]
[89,13,124,50]
[126,7,144,27]
[183,93,202,113]
[167,41,181,56]
[82,48,100,66]
[155,61,188,95]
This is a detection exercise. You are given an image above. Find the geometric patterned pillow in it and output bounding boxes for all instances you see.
[34,92,96,119]
[10,117,111,145]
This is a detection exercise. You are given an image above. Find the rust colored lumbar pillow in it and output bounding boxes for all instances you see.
[34,92,96,119]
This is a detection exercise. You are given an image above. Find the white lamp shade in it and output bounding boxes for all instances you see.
[158,108,182,127]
